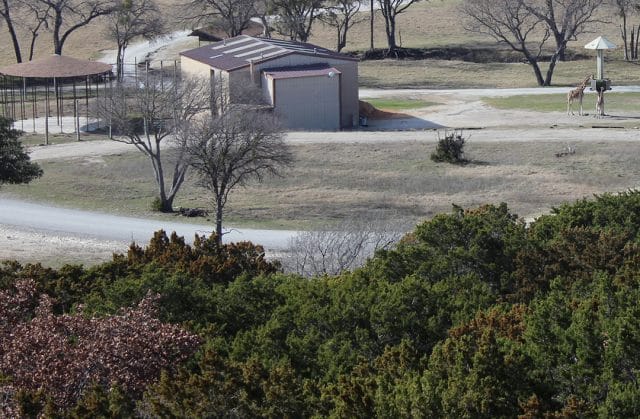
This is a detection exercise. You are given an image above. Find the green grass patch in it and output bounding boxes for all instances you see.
[483,92,640,114]
[366,98,439,111]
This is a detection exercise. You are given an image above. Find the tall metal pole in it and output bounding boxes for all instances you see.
[45,78,49,145]
[108,74,113,139]
[31,81,35,133]
[85,77,89,131]
[95,77,100,130]
[73,79,79,141]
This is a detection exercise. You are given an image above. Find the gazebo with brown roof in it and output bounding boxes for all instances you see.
[0,54,112,144]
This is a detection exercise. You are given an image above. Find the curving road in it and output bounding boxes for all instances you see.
[7,85,640,263]
[0,198,296,251]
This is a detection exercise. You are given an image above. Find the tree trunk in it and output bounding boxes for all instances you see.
[6,19,22,63]
[117,44,125,82]
[215,199,224,245]
[635,24,640,60]
[260,16,271,38]
[621,13,629,61]
[554,33,566,62]
[631,26,635,60]
[544,54,560,86]
[1,1,21,63]
[369,0,374,51]
[384,16,397,53]
[522,51,545,86]
[28,32,38,61]
[53,14,63,55]
[337,21,347,52]
[160,196,174,212]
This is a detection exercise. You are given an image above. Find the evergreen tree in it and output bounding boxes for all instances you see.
[0,116,41,186]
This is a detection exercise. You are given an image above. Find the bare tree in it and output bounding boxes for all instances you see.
[185,108,293,244]
[282,216,406,277]
[319,0,364,51]
[463,0,604,86]
[255,0,272,37]
[522,0,605,65]
[270,0,325,41]
[462,0,551,86]
[181,0,257,38]
[0,0,50,63]
[378,0,426,54]
[32,0,116,55]
[0,0,25,62]
[18,0,53,61]
[99,75,210,212]
[611,0,640,60]
[105,0,165,82]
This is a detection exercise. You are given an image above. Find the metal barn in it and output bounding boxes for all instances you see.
[180,35,359,131]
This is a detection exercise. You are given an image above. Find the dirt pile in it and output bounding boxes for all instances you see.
[359,100,407,120]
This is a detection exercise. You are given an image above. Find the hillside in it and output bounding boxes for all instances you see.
[0,0,630,81]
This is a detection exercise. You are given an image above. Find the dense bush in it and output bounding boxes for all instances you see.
[3,192,640,415]
[430,130,467,164]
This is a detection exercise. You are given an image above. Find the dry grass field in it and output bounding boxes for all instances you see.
[4,138,640,231]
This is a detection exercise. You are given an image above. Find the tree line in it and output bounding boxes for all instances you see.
[0,0,418,66]
[1,0,639,84]
[2,189,640,415]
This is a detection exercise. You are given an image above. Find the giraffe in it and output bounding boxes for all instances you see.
[566,74,592,116]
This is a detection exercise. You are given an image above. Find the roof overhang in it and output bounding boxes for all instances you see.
[585,36,616,50]
[0,54,112,78]
[263,64,341,80]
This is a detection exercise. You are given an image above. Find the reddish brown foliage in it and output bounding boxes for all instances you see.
[0,280,200,414]
[126,230,279,283]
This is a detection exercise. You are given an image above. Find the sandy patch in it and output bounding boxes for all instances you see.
[0,225,128,267]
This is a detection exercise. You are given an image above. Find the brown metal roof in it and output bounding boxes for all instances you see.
[0,55,112,78]
[180,35,358,72]
[263,64,341,80]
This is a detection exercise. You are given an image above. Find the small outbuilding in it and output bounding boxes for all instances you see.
[180,35,359,130]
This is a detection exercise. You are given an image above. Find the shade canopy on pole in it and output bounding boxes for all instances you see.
[584,36,617,50]
[585,36,616,81]
[0,54,111,78]
[0,55,112,144]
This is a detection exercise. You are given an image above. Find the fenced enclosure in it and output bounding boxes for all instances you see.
[0,59,182,143]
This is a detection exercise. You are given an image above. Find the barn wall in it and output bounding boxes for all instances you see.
[270,74,340,130]
[251,55,359,128]
[180,56,212,79]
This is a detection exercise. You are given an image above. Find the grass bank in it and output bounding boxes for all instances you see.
[483,92,640,113]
